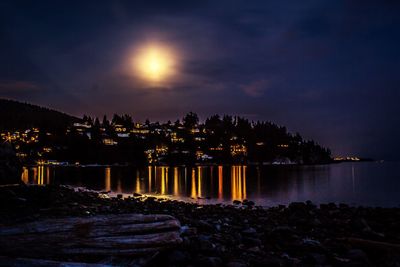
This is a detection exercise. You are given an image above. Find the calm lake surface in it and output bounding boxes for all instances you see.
[22,162,400,207]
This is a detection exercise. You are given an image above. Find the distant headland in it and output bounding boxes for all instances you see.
[1,98,333,166]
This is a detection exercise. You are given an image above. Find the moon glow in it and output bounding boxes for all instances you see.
[133,45,176,82]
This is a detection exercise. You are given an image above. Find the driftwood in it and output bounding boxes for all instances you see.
[0,256,113,267]
[0,214,182,261]
[339,237,400,252]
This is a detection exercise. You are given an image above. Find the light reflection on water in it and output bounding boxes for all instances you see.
[21,162,400,207]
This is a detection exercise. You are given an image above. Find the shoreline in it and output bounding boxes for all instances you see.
[1,184,400,266]
[23,160,375,168]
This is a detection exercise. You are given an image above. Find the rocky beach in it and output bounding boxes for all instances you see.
[2,0,400,265]
[1,184,400,267]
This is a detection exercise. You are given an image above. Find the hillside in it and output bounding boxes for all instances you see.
[0,99,80,131]
[0,99,331,164]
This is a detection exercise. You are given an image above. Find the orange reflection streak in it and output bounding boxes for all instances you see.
[231,166,237,200]
[38,167,42,184]
[166,167,169,194]
[21,167,29,184]
[161,167,166,195]
[148,166,152,192]
[37,166,44,185]
[243,166,247,200]
[154,166,157,188]
[173,167,179,195]
[197,166,202,197]
[135,170,141,194]
[191,168,196,198]
[116,178,122,193]
[46,167,50,184]
[105,167,111,192]
[238,166,242,200]
[218,166,223,200]
[32,167,37,184]
[231,166,247,201]
[184,168,187,193]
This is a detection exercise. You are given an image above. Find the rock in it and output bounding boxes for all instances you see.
[233,232,242,242]
[242,227,257,235]
[280,253,301,264]
[181,225,197,236]
[311,218,322,226]
[327,202,337,209]
[133,192,142,197]
[271,226,295,235]
[303,253,327,265]
[147,196,157,202]
[233,200,241,205]
[197,256,222,267]
[199,239,215,251]
[346,249,371,265]
[226,261,247,267]
[302,238,321,247]
[247,246,261,253]
[352,218,373,233]
[198,219,214,231]
[289,202,307,210]
[334,256,351,264]
[243,200,255,207]
[0,142,22,185]
[243,237,262,246]
[251,257,282,267]
[166,250,190,264]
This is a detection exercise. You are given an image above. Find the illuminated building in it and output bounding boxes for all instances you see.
[230,144,247,156]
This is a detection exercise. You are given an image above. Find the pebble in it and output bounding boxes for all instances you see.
[226,261,247,267]
[346,249,370,264]
[242,227,257,235]
[197,256,222,267]
[166,250,189,264]
[242,237,262,246]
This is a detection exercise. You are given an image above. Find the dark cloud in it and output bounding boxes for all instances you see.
[0,80,42,93]
[240,79,270,97]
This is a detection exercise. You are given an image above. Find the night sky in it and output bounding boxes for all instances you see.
[1,0,399,160]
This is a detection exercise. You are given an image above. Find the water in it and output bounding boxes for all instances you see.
[21,162,400,207]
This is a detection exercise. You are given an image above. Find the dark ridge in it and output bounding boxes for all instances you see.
[0,99,331,165]
[0,98,80,131]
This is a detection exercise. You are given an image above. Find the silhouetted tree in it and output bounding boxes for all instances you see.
[183,112,199,129]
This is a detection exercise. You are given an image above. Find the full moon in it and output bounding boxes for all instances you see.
[133,44,176,82]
